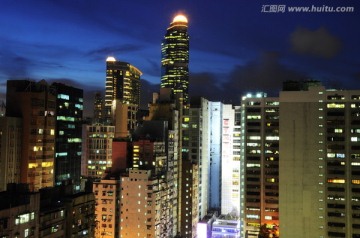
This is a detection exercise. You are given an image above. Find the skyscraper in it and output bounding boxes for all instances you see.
[104,57,141,135]
[6,80,56,191]
[93,92,104,124]
[241,93,279,237]
[279,82,360,238]
[188,98,210,220]
[208,102,222,209]
[52,82,83,188]
[84,125,114,179]
[0,117,22,191]
[161,14,190,106]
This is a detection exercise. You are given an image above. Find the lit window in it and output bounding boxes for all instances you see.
[264,216,272,220]
[327,103,345,108]
[327,179,345,184]
[353,180,360,184]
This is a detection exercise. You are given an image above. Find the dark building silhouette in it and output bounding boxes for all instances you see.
[52,82,83,189]
[0,183,95,238]
[93,92,103,124]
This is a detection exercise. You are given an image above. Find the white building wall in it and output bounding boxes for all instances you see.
[279,86,326,238]
[200,98,210,219]
[209,102,222,209]
[221,105,236,215]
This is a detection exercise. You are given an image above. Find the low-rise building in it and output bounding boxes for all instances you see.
[0,184,40,238]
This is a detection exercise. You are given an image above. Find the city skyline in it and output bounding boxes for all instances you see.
[0,0,359,116]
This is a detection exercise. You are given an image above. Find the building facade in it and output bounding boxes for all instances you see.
[93,92,104,124]
[220,104,239,216]
[0,184,40,238]
[84,125,115,179]
[208,102,222,210]
[161,15,190,106]
[188,98,210,220]
[0,117,22,192]
[105,57,141,132]
[145,89,182,235]
[241,93,279,237]
[6,80,56,191]
[120,169,174,238]
[279,83,360,238]
[93,179,120,238]
[52,82,83,188]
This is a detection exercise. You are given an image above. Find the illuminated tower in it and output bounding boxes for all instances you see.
[104,57,142,136]
[161,14,190,106]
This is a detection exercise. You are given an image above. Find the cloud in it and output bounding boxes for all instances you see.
[189,52,309,105]
[290,27,342,59]
[220,52,308,103]
[145,59,161,79]
[140,79,160,109]
[0,51,33,78]
[189,72,223,101]
[87,44,144,61]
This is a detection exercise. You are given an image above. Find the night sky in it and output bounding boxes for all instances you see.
[1,0,359,116]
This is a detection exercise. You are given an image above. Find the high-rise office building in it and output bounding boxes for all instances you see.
[209,102,241,215]
[52,83,83,188]
[180,159,199,238]
[120,169,173,238]
[233,106,243,219]
[189,99,242,234]
[220,104,239,216]
[279,82,360,238]
[6,80,56,191]
[133,119,179,236]
[241,93,279,237]
[208,102,222,210]
[93,178,120,238]
[145,89,183,236]
[161,14,190,106]
[93,92,104,124]
[84,125,114,179]
[0,117,22,192]
[105,57,141,136]
[188,98,210,220]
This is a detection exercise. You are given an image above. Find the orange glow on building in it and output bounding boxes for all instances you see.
[172,14,188,24]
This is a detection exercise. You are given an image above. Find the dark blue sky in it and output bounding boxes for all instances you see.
[1,0,359,115]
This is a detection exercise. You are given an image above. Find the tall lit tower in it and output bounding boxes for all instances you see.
[161,14,190,106]
[105,57,142,136]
